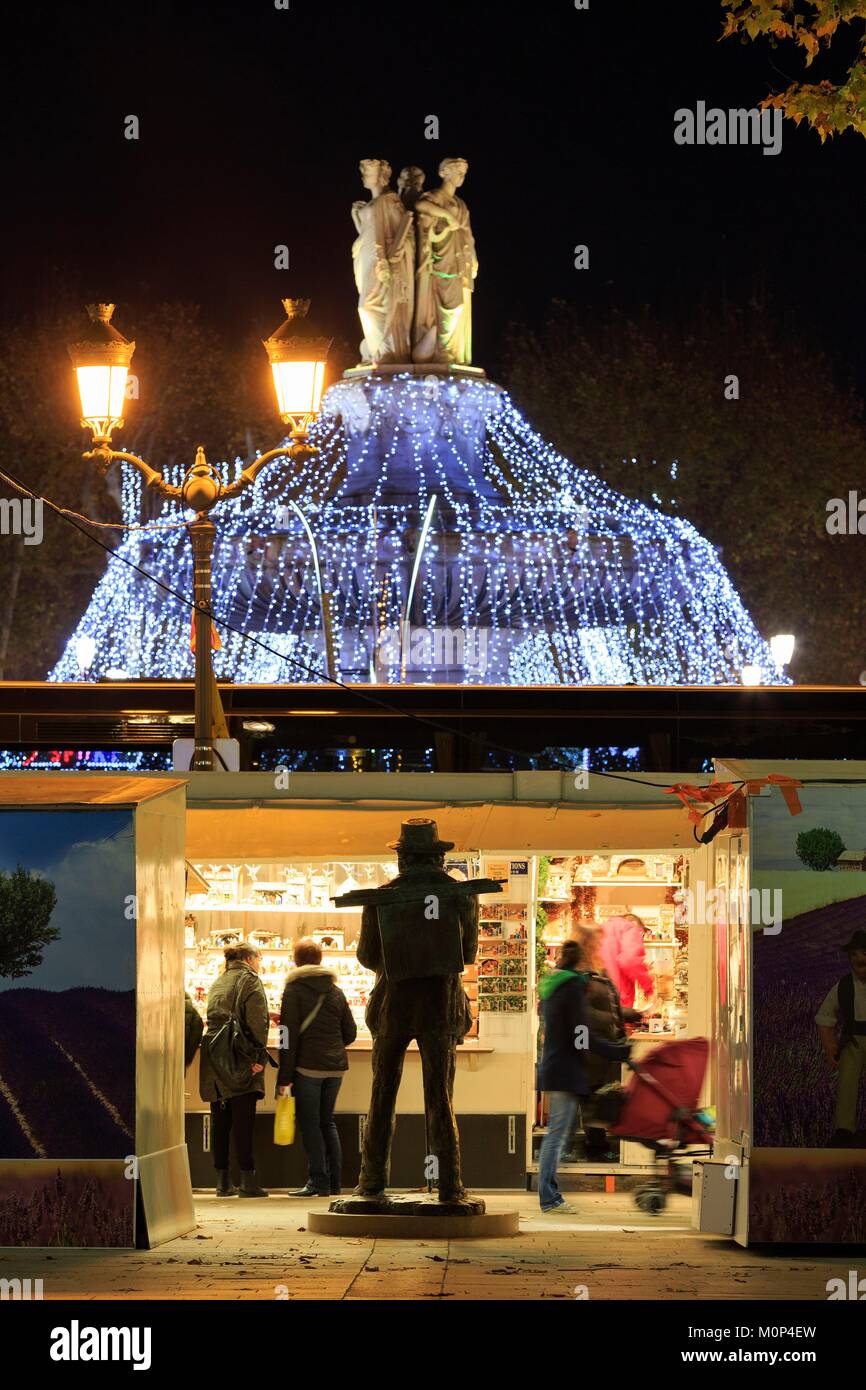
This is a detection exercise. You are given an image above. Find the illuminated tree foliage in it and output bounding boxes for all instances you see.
[721,1,866,140]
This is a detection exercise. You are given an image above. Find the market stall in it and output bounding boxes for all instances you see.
[179,769,706,1190]
[693,759,866,1247]
[0,774,194,1249]
[6,761,862,1247]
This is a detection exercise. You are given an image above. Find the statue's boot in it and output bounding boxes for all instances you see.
[438,1186,467,1202]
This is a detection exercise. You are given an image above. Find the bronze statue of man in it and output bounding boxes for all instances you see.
[353,818,479,1205]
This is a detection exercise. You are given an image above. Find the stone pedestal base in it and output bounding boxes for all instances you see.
[343,362,486,380]
[330,1193,486,1217]
[308,1193,519,1238]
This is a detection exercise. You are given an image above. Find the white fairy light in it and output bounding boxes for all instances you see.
[49,375,780,688]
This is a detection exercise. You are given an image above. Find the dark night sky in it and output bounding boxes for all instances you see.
[2,0,865,386]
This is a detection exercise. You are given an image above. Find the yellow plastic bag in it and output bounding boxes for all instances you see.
[274,1094,296,1146]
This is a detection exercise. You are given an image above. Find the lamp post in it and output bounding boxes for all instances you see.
[68,300,332,771]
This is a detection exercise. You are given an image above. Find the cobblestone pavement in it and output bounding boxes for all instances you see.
[1,1191,856,1301]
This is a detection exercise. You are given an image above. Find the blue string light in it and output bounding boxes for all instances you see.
[49,375,779,686]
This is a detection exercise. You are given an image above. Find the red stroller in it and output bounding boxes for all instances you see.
[608,1037,713,1214]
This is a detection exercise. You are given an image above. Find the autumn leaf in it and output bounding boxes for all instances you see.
[720,0,866,141]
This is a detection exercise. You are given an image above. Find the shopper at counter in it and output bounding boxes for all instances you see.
[537,939,631,1213]
[277,938,357,1197]
[575,923,641,1162]
[600,913,654,1010]
[200,944,273,1199]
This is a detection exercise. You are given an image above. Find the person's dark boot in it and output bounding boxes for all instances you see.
[215,1168,238,1197]
[288,1182,328,1197]
[239,1169,269,1197]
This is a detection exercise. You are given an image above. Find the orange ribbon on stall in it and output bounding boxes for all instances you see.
[663,772,803,826]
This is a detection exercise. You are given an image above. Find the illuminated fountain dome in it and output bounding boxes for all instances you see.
[50,369,777,686]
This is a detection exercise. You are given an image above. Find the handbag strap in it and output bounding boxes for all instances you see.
[299,993,326,1035]
[228,967,248,1021]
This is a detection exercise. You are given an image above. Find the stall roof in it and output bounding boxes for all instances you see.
[0,773,186,808]
[181,770,703,856]
[716,759,866,784]
[181,769,701,807]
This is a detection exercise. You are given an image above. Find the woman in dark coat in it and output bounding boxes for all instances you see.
[537,939,631,1212]
[199,943,272,1198]
[575,923,642,1160]
[277,938,357,1197]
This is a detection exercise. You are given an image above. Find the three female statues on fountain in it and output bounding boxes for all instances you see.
[351,156,478,368]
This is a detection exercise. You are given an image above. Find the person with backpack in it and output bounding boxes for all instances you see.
[537,939,632,1213]
[199,943,274,1198]
[276,937,358,1197]
[816,929,866,1146]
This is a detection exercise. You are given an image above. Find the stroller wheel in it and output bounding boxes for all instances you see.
[635,1189,666,1215]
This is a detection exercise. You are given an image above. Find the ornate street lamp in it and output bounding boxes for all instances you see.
[67,305,135,444]
[263,298,331,453]
[68,300,332,770]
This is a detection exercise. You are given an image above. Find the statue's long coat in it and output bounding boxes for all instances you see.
[356,868,478,1038]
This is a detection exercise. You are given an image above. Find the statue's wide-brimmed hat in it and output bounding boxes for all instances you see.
[388,818,455,853]
[842,930,866,953]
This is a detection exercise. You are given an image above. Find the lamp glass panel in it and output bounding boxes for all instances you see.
[76,364,129,424]
[271,360,323,417]
[312,360,326,412]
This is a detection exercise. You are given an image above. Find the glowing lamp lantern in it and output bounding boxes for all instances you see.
[741,663,762,686]
[769,633,795,671]
[263,299,331,444]
[67,304,135,444]
[75,634,97,678]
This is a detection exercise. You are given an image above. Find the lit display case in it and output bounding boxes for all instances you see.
[184,859,388,1042]
[184,856,485,1042]
[538,852,689,1038]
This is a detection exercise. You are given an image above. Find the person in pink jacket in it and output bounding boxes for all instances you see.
[600,914,654,1010]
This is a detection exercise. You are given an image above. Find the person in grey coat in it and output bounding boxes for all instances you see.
[199,944,272,1198]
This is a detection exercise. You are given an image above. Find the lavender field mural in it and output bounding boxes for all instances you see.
[0,810,136,1161]
[749,1150,866,1244]
[0,1161,133,1247]
[752,784,866,1150]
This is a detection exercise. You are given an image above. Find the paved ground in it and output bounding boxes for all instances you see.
[2,1191,857,1300]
